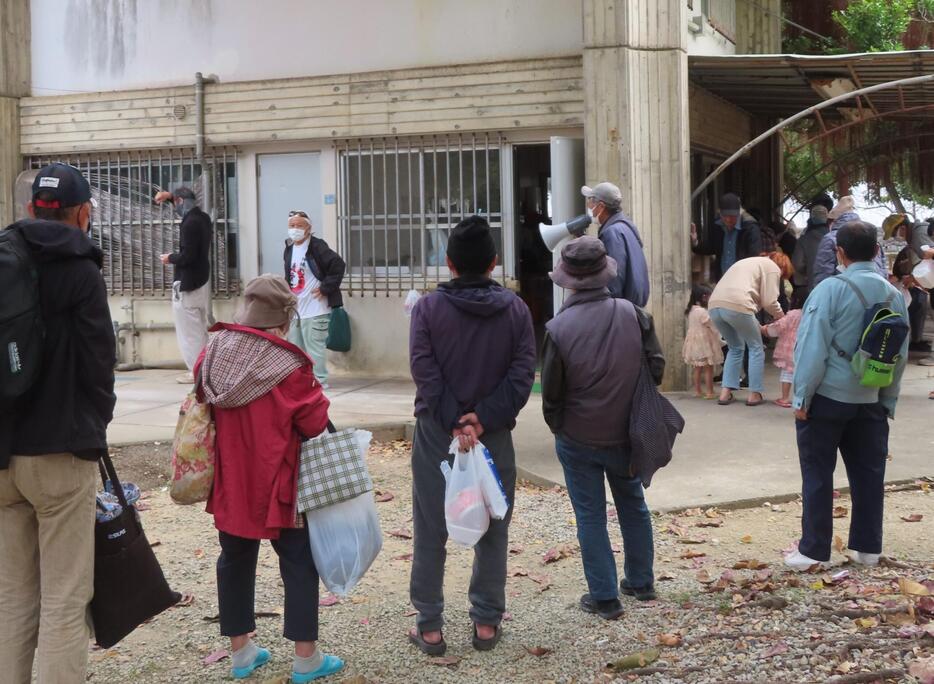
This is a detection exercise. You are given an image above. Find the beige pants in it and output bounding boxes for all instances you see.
[172,280,211,371]
[0,454,97,684]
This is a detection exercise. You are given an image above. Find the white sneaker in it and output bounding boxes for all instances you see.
[845,549,880,566]
[917,356,934,366]
[784,549,830,572]
[176,372,195,384]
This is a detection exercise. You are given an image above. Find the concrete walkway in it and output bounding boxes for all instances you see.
[111,364,933,510]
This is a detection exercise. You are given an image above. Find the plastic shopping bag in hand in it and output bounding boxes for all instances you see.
[476,443,509,519]
[441,441,490,548]
[306,491,383,596]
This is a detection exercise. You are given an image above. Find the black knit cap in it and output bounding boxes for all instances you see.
[446,215,497,275]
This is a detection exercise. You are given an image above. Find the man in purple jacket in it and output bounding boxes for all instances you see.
[407,215,535,656]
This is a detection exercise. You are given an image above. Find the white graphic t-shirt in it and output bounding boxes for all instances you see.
[289,241,331,320]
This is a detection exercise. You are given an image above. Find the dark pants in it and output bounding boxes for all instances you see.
[555,436,654,600]
[217,524,320,642]
[795,394,889,561]
[909,288,927,343]
[409,416,517,633]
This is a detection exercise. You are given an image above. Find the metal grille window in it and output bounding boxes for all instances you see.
[25,148,239,297]
[336,134,504,295]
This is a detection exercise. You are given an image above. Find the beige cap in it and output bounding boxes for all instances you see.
[828,195,856,220]
[234,274,297,330]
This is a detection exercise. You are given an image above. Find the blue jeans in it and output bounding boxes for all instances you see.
[709,307,765,393]
[555,436,654,601]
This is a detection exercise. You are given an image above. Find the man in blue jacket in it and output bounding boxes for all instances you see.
[786,221,908,572]
[582,182,650,306]
[407,215,535,656]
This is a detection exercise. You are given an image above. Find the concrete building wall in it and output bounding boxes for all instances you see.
[29,0,584,95]
[0,0,30,226]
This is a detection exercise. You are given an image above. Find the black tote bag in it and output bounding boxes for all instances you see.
[90,454,180,648]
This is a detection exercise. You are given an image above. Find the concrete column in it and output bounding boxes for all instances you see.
[583,0,691,390]
[0,0,30,227]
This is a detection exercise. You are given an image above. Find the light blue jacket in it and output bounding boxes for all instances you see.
[793,262,909,417]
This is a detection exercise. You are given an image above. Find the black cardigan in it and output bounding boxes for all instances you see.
[283,236,346,309]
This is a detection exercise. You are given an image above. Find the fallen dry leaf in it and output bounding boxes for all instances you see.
[174,593,195,607]
[510,568,529,577]
[509,545,524,555]
[705,508,721,518]
[899,578,931,597]
[391,553,413,562]
[657,632,683,647]
[901,513,924,523]
[525,646,553,657]
[696,519,723,528]
[740,535,753,544]
[760,642,790,659]
[884,611,916,627]
[733,559,768,570]
[374,490,395,503]
[854,617,879,630]
[809,579,825,591]
[403,610,418,617]
[194,548,205,559]
[202,649,229,665]
[657,573,675,582]
[149,540,162,548]
[428,655,461,667]
[319,595,340,607]
[679,550,706,559]
[696,569,713,583]
[678,537,707,545]
[542,543,574,564]
[388,528,413,540]
[836,661,855,674]
[908,656,934,684]
[833,506,848,518]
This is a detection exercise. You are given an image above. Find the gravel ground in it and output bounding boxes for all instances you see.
[91,442,934,684]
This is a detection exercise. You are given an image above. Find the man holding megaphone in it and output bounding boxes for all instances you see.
[581,183,650,307]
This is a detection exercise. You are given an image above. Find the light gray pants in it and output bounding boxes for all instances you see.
[288,314,331,385]
[409,416,516,632]
[172,280,211,371]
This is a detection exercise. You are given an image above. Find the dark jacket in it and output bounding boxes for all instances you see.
[283,236,346,309]
[694,212,762,281]
[7,219,116,463]
[598,212,650,307]
[541,290,664,447]
[168,206,212,292]
[409,276,535,432]
[792,220,829,292]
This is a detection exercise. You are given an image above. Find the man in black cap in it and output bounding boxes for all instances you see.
[156,187,213,383]
[692,192,763,281]
[541,236,664,620]
[408,215,535,656]
[0,163,116,682]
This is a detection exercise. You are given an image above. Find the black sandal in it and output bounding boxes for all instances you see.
[408,628,447,656]
[472,624,503,651]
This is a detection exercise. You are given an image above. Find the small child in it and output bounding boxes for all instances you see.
[761,293,804,408]
[682,284,724,399]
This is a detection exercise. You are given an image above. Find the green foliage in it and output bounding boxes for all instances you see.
[832,0,914,52]
[783,138,836,205]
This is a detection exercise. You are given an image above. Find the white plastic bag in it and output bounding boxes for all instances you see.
[476,443,510,520]
[441,442,490,548]
[306,491,383,596]
[404,289,422,317]
[913,260,934,289]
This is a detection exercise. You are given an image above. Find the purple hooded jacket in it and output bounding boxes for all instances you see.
[409,277,536,432]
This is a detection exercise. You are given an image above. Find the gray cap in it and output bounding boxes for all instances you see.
[581,182,622,206]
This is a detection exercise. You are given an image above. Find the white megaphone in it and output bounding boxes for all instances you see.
[539,213,592,253]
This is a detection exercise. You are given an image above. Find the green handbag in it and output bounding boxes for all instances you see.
[326,306,352,352]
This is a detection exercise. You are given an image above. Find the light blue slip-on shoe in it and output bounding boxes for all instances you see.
[292,654,345,683]
[231,647,271,679]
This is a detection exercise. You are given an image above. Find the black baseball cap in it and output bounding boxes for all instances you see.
[31,163,92,209]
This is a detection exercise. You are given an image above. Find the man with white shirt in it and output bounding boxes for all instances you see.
[282,211,346,388]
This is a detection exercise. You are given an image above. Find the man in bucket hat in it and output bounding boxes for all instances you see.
[541,237,665,620]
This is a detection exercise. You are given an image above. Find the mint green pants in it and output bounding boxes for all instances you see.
[288,313,331,385]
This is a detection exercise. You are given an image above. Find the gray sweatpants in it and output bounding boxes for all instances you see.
[409,416,517,632]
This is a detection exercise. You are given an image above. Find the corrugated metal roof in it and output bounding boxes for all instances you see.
[689,50,934,119]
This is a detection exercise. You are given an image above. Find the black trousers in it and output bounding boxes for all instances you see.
[909,288,927,343]
[217,523,320,642]
[795,395,889,561]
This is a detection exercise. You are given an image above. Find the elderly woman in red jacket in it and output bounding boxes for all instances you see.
[195,274,343,683]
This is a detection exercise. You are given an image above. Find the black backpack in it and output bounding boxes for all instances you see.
[0,226,43,401]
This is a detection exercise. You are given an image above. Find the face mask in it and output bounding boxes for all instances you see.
[288,228,306,242]
[86,217,94,240]
[175,198,196,217]
[586,207,594,220]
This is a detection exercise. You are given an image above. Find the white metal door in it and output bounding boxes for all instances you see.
[257,152,322,277]
[549,137,586,312]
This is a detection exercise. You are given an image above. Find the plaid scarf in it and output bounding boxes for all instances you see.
[201,329,306,408]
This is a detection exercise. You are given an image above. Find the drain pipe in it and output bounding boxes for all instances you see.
[194,71,217,216]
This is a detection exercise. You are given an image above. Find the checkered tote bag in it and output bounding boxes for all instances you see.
[297,428,373,512]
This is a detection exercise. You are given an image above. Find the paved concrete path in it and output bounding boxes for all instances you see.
[111,364,933,510]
